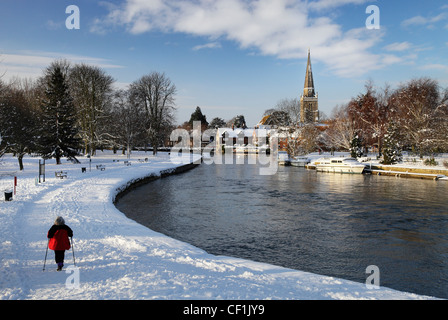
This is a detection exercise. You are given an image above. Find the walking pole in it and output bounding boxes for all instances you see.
[43,239,49,271]
[70,237,76,267]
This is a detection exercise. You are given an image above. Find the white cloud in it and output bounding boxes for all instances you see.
[401,16,428,27]
[92,0,391,78]
[401,13,447,28]
[420,64,448,72]
[0,50,123,82]
[307,0,370,12]
[192,42,222,51]
[381,54,403,65]
[46,20,63,30]
[430,13,447,23]
[384,42,412,52]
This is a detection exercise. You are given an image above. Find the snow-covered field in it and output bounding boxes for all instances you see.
[0,151,438,300]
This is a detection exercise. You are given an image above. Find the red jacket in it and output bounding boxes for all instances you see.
[47,225,73,251]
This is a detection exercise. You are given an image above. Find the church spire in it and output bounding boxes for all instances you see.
[303,48,315,98]
[300,49,319,123]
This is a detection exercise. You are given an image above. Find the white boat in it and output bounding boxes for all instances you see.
[315,157,366,174]
[278,151,291,166]
[290,156,310,167]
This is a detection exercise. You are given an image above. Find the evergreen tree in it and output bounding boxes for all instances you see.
[188,106,208,128]
[264,110,291,127]
[0,87,38,170]
[227,115,247,129]
[39,66,81,164]
[209,117,226,129]
[382,121,402,165]
[349,133,363,158]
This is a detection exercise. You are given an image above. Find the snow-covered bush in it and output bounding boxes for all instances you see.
[381,122,402,165]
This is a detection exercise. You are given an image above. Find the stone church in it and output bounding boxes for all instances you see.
[300,49,319,123]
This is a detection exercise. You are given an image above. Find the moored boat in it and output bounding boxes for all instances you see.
[290,156,310,167]
[315,157,366,174]
[278,151,291,166]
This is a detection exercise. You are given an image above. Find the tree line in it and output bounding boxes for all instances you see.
[0,60,177,170]
[180,106,249,132]
[324,78,448,163]
[263,77,448,164]
[2,59,447,170]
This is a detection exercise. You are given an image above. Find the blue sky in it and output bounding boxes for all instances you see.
[1,0,447,126]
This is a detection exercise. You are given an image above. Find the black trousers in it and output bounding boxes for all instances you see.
[54,250,65,264]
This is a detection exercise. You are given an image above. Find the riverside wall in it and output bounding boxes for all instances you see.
[113,162,201,204]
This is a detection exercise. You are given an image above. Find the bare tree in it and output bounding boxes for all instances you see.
[107,89,146,156]
[322,104,356,151]
[323,77,447,156]
[431,103,448,152]
[0,54,7,80]
[0,134,4,159]
[286,124,320,156]
[347,81,389,154]
[271,98,301,127]
[389,78,440,156]
[0,80,6,159]
[299,124,321,154]
[69,63,115,155]
[0,79,41,169]
[285,129,301,157]
[129,72,176,155]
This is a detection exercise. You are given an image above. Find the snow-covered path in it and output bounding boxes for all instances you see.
[0,153,437,299]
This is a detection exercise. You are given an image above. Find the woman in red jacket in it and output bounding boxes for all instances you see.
[47,216,73,271]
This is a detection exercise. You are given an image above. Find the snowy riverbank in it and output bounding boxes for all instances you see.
[0,152,438,300]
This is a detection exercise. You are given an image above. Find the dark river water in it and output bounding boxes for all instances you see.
[116,155,448,299]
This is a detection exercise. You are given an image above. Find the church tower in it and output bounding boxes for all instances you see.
[300,49,319,123]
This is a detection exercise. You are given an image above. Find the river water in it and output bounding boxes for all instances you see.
[115,155,448,299]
